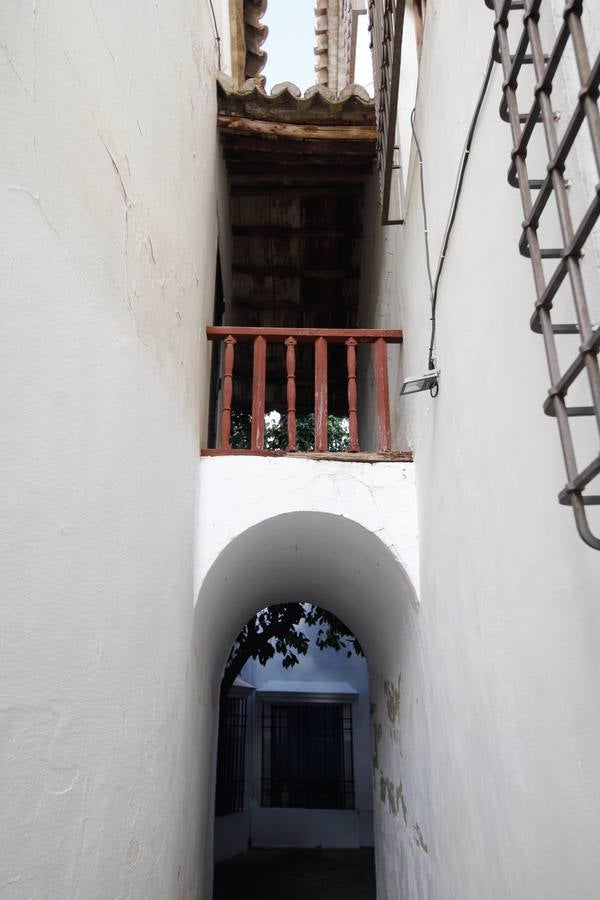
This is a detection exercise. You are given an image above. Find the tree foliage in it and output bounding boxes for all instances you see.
[221,412,355,697]
[222,603,363,698]
[230,411,349,452]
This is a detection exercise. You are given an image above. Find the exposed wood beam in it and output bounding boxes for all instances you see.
[218,114,377,142]
[232,225,362,238]
[230,184,364,197]
[229,170,370,185]
[224,151,373,168]
[232,264,360,278]
[225,163,371,176]
[231,296,358,309]
[220,134,376,156]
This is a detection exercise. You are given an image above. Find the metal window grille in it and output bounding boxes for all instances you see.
[487,0,600,549]
[215,696,248,816]
[368,0,406,224]
[261,702,355,810]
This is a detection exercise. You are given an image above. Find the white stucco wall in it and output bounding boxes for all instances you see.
[194,456,419,891]
[195,456,418,600]
[4,2,600,899]
[0,2,229,898]
[358,2,600,899]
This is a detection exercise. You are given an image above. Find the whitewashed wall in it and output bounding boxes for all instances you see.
[0,2,230,898]
[358,2,600,899]
[195,456,419,890]
[4,2,600,899]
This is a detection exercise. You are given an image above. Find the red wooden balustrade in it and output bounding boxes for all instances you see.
[206,326,404,454]
[285,336,297,451]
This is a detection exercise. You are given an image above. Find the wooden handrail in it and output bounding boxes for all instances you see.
[207,326,403,344]
[207,326,403,454]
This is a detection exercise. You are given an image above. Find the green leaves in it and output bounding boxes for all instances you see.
[230,411,349,452]
[222,602,363,698]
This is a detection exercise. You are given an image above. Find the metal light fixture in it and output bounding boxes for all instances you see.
[400,369,440,396]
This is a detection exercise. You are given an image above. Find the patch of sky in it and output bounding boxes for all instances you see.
[263,0,317,92]
[263,1,374,96]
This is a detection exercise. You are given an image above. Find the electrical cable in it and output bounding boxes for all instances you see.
[410,108,435,305]
[410,40,496,376]
[207,0,222,70]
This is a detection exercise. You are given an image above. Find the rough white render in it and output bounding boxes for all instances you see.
[195,455,419,597]
[358,2,600,898]
[0,1,230,898]
[195,456,419,896]
[2,1,600,899]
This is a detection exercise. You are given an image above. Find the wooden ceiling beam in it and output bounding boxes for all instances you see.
[232,264,359,278]
[227,162,372,176]
[224,151,372,168]
[218,114,377,142]
[230,184,364,197]
[232,225,362,237]
[231,296,358,309]
[219,134,375,156]
[229,171,370,185]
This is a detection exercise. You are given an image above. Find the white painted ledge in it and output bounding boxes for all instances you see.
[195,456,419,601]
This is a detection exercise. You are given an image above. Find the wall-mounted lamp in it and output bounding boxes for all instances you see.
[400,369,440,396]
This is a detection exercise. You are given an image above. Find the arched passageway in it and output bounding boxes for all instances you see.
[213,599,374,896]
[191,511,419,900]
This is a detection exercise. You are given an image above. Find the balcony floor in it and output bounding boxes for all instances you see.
[201,449,413,463]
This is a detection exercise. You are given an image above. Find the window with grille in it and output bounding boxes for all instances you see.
[486,0,600,549]
[215,696,248,817]
[261,702,355,810]
[368,0,406,224]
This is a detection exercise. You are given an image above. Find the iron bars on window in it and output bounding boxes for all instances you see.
[486,0,600,549]
[368,0,406,224]
[215,696,248,816]
[261,702,355,811]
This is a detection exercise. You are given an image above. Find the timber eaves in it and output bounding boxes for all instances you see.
[217,74,375,126]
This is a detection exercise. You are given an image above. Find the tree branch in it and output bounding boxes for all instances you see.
[220,604,305,698]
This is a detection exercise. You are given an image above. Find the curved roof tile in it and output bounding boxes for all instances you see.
[217,74,374,125]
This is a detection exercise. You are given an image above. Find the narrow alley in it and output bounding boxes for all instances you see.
[213,848,376,900]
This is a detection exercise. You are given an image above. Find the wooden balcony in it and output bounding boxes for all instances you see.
[202,326,412,462]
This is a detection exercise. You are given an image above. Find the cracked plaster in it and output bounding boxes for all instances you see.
[195,456,419,603]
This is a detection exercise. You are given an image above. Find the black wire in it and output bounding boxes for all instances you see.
[207,0,222,69]
[411,41,496,372]
[410,108,434,305]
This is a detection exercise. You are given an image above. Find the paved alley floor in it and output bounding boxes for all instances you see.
[213,848,376,900]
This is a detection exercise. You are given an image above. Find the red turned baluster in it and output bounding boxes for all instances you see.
[285,336,297,451]
[251,334,267,450]
[346,337,360,451]
[220,335,236,449]
[374,337,391,452]
[314,336,328,452]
